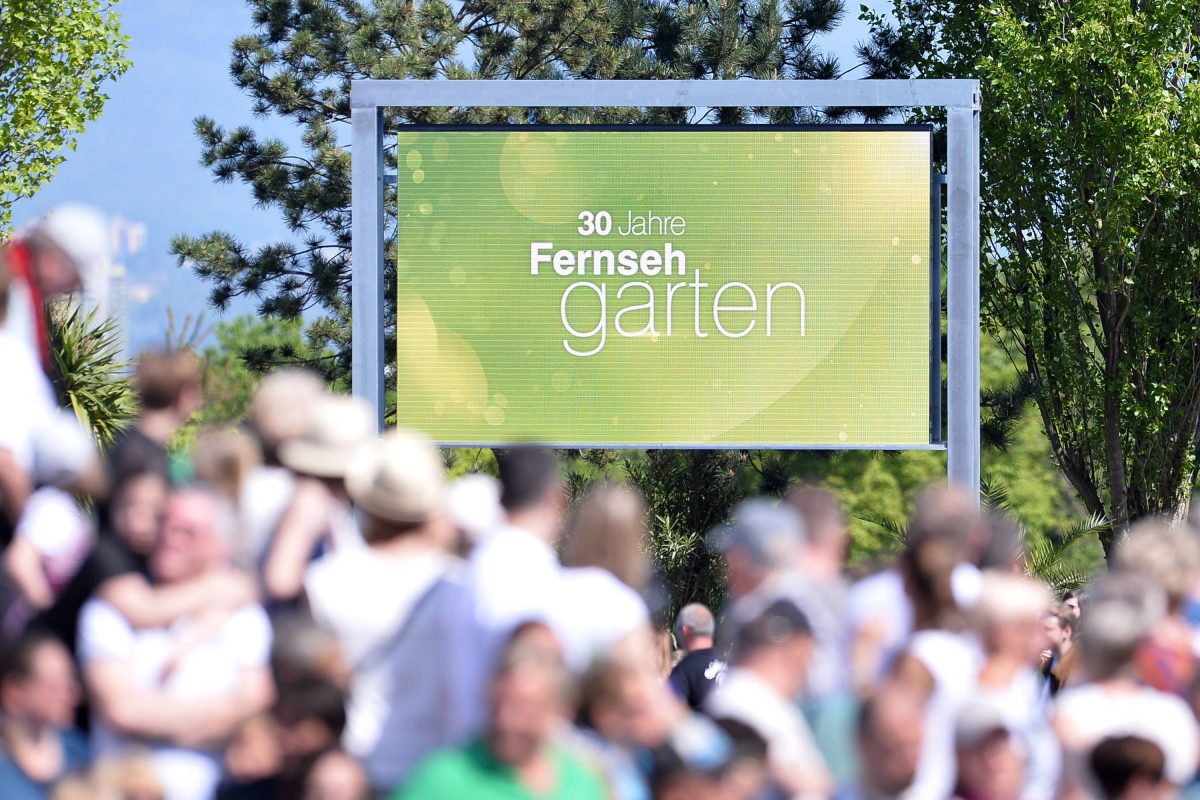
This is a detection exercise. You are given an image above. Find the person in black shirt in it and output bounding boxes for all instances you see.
[668,603,726,710]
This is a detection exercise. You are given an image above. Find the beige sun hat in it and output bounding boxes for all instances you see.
[278,394,375,479]
[251,368,327,451]
[346,429,445,524]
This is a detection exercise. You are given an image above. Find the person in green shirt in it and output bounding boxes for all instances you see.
[392,625,607,800]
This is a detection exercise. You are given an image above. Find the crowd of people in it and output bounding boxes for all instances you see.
[3,207,1200,800]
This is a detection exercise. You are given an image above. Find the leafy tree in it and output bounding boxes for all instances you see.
[864,0,1200,555]
[0,0,129,229]
[47,303,136,447]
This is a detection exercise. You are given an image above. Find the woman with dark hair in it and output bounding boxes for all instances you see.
[1062,588,1086,621]
[0,630,89,798]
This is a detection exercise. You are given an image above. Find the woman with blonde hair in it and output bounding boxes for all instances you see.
[551,483,653,672]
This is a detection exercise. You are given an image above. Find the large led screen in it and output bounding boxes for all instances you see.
[394,128,932,447]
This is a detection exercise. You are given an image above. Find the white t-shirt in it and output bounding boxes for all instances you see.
[304,546,469,789]
[77,599,272,800]
[845,564,982,684]
[549,567,649,673]
[239,465,296,562]
[1056,683,1200,785]
[903,630,983,800]
[705,667,830,794]
[455,523,562,730]
[0,331,56,472]
[16,486,93,590]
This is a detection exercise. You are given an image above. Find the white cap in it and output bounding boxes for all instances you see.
[33,410,98,487]
[34,204,110,289]
[446,474,503,543]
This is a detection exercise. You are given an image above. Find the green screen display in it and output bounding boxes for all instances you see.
[394,128,932,447]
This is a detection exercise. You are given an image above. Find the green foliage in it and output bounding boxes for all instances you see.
[0,0,129,230]
[864,0,1200,554]
[172,314,339,454]
[47,302,136,448]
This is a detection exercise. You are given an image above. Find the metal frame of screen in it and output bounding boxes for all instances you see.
[350,80,981,498]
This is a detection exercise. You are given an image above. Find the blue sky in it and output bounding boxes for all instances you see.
[13,0,879,352]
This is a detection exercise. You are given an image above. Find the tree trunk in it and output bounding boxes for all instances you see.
[1102,377,1128,561]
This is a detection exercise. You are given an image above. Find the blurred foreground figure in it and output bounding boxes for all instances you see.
[107,351,202,486]
[706,598,832,798]
[953,703,1027,800]
[841,684,924,799]
[0,205,107,547]
[0,631,89,798]
[78,486,274,800]
[0,204,108,369]
[1055,569,1200,795]
[1089,737,1174,800]
[303,429,468,793]
[265,394,373,606]
[395,626,606,800]
[459,448,566,722]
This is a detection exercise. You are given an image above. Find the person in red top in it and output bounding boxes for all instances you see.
[0,204,109,373]
[0,205,108,540]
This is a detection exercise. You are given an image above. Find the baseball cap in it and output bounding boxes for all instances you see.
[708,498,806,568]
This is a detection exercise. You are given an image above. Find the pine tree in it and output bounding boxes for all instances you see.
[171,0,858,389]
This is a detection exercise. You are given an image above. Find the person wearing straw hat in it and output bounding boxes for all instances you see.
[240,369,326,564]
[262,394,373,606]
[303,429,470,794]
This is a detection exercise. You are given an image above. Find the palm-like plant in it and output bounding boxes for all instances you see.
[47,302,136,448]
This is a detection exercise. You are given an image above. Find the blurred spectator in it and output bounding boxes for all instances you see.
[108,351,202,486]
[1056,572,1199,791]
[1,205,108,370]
[842,684,924,800]
[1062,588,1085,621]
[303,429,467,792]
[444,474,502,557]
[1089,736,1172,800]
[668,603,725,710]
[846,487,982,692]
[50,753,164,800]
[264,394,372,605]
[0,298,58,540]
[972,572,1058,799]
[34,466,254,661]
[78,485,274,800]
[953,703,1027,800]
[1041,603,1078,697]
[709,499,804,604]
[240,369,325,563]
[554,482,652,672]
[395,626,606,800]
[459,447,566,725]
[190,427,260,517]
[0,631,89,798]
[3,411,102,636]
[705,599,832,798]
[302,749,369,800]
[1115,520,1200,695]
[886,489,984,800]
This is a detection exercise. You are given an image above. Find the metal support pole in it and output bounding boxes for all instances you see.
[946,97,982,502]
[351,105,386,430]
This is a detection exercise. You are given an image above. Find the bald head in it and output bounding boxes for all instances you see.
[674,603,716,652]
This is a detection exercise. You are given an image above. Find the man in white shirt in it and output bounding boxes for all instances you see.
[78,486,274,800]
[458,447,566,728]
[304,429,470,792]
[706,598,832,799]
